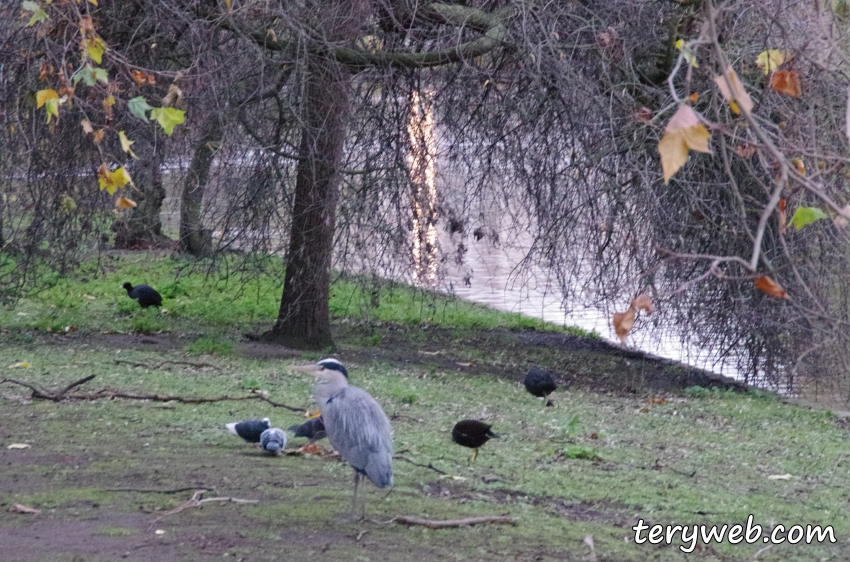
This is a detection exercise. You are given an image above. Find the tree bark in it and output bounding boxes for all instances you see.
[113,140,166,249]
[263,0,369,349]
[179,119,222,256]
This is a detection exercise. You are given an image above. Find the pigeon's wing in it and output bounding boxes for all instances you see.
[323,386,393,488]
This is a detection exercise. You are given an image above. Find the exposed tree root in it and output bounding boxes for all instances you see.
[0,375,302,411]
[392,515,516,529]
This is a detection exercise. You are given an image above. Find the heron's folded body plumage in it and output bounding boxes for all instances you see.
[324,386,393,488]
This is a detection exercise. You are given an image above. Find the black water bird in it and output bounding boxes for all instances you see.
[524,368,557,406]
[226,417,270,446]
[122,282,162,308]
[452,420,499,462]
[287,416,327,442]
[291,359,392,513]
[260,427,287,455]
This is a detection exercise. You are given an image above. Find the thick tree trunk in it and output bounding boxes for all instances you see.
[263,0,368,349]
[113,143,166,249]
[179,119,222,256]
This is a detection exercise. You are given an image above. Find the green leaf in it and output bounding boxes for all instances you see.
[22,1,49,26]
[127,96,152,123]
[150,107,184,136]
[44,98,59,123]
[72,66,107,86]
[788,206,828,230]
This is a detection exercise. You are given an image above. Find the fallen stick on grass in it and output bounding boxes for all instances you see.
[393,515,516,529]
[0,376,302,411]
[114,359,223,372]
[105,486,212,494]
[150,490,258,527]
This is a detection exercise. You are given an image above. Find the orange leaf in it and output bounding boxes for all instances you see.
[754,276,789,299]
[770,70,801,97]
[778,198,786,235]
[79,17,94,35]
[734,144,755,158]
[688,92,699,104]
[636,107,653,122]
[115,196,137,209]
[613,307,636,343]
[131,69,146,87]
[147,74,156,86]
[92,129,105,143]
[597,27,617,48]
[631,294,653,315]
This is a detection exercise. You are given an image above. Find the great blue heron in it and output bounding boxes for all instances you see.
[226,418,270,447]
[122,282,162,308]
[260,428,287,455]
[291,359,393,512]
[524,368,557,406]
[452,420,499,461]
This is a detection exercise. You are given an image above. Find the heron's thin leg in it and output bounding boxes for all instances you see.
[352,471,360,513]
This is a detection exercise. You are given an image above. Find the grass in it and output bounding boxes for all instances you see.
[0,253,595,340]
[0,252,848,561]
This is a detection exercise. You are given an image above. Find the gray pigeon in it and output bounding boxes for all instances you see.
[260,428,287,455]
[226,418,270,445]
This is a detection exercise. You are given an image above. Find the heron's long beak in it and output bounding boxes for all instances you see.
[289,363,322,376]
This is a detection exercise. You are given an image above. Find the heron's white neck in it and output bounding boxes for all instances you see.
[314,371,348,407]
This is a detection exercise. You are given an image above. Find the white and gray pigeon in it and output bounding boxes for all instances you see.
[226,418,270,445]
[260,428,287,455]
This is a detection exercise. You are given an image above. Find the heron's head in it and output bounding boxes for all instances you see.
[290,358,350,392]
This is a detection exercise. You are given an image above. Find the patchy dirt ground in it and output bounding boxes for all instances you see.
[1,325,847,561]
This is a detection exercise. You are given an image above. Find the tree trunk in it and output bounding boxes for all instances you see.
[179,119,222,256]
[113,143,166,249]
[263,0,369,349]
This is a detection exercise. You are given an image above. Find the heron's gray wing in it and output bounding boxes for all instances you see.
[323,386,393,488]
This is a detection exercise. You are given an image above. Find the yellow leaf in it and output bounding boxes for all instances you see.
[225,0,231,10]
[756,50,788,75]
[657,105,711,184]
[88,0,98,4]
[713,68,753,115]
[97,164,132,195]
[60,193,77,213]
[118,130,138,159]
[44,98,60,123]
[675,39,698,68]
[791,157,805,176]
[115,196,137,209]
[36,89,58,108]
[85,37,107,64]
[102,94,115,119]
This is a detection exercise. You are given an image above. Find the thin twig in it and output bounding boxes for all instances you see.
[105,486,211,494]
[393,515,517,529]
[393,455,447,475]
[149,490,258,527]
